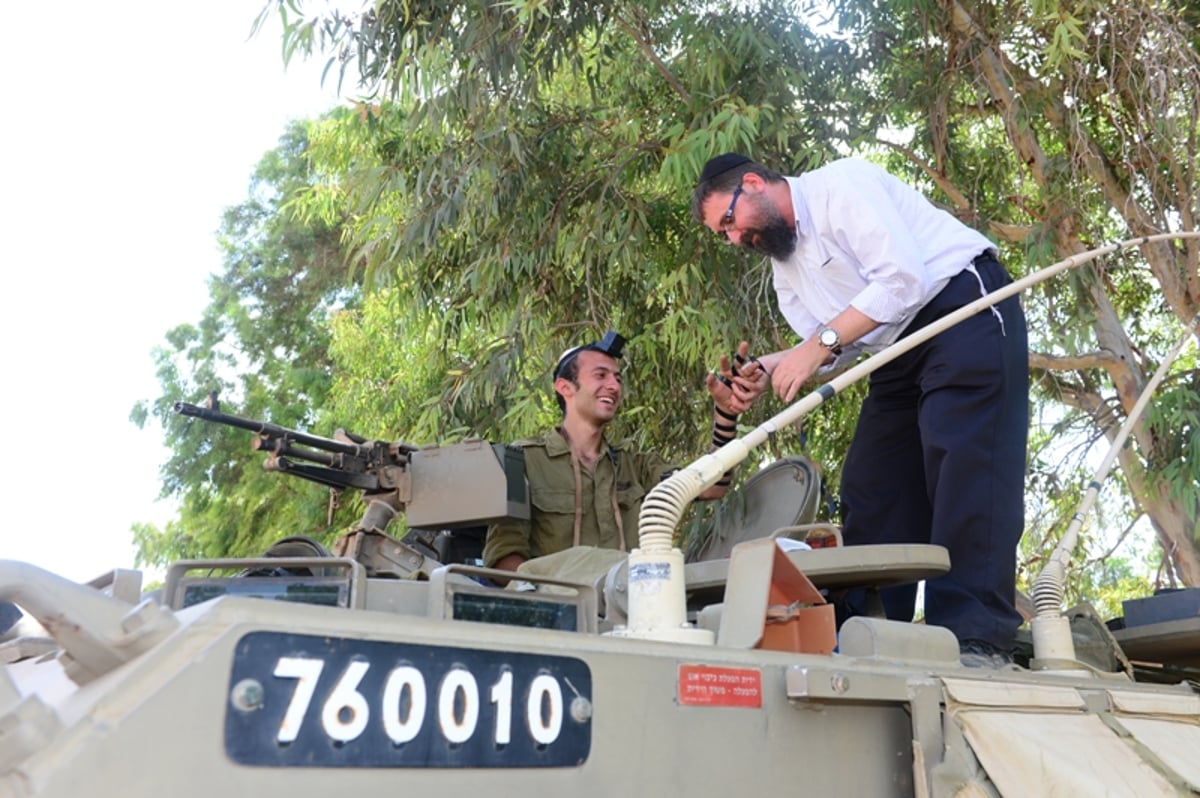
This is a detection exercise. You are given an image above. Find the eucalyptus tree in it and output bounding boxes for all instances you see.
[263,0,1199,591]
[269,0,874,486]
[816,0,1200,584]
[131,120,362,565]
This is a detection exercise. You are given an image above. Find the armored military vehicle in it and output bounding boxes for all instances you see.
[4,237,1200,796]
[5,392,1199,796]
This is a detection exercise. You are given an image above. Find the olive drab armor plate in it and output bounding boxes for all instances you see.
[6,528,1200,797]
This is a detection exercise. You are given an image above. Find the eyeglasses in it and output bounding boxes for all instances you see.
[718,183,744,240]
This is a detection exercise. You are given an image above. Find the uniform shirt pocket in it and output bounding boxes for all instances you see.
[531,488,579,515]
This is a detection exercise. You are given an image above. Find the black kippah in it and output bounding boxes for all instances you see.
[699,153,752,182]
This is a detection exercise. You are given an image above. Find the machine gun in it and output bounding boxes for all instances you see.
[174,394,529,573]
[175,395,420,494]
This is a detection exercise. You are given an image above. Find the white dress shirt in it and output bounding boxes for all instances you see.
[772,158,996,358]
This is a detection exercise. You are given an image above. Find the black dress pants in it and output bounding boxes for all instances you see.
[837,253,1029,648]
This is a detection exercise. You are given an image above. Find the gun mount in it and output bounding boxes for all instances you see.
[173,397,528,573]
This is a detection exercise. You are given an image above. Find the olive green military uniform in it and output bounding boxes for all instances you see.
[482,429,675,568]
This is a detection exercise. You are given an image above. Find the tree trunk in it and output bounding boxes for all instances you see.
[943,0,1200,586]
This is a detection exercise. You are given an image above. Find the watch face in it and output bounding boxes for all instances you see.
[820,328,839,347]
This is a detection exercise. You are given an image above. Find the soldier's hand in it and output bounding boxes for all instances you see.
[706,341,768,414]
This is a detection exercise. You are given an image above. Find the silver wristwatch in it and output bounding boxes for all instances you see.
[817,327,843,356]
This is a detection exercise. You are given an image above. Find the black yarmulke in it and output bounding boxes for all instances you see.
[699,153,752,182]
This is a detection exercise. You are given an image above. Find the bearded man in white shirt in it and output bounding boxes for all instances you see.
[693,153,1029,668]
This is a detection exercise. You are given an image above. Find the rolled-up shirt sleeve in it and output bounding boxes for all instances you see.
[482,519,531,568]
[849,269,927,326]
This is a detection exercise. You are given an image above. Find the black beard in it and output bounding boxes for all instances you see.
[741,217,797,260]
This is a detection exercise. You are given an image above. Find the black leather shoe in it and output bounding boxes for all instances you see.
[960,638,1017,669]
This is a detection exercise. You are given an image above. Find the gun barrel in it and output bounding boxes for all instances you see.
[173,401,363,457]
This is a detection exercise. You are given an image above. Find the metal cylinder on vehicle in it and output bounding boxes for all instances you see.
[1031,616,1074,659]
[620,547,714,645]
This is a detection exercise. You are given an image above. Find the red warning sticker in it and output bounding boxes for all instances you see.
[677,664,763,708]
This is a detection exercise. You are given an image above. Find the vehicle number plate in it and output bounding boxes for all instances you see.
[225,631,592,768]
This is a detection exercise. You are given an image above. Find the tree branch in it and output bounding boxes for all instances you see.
[1030,349,1121,373]
[612,11,690,105]
[875,138,1032,245]
[876,138,969,205]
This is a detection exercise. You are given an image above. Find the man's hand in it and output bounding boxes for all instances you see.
[770,341,829,403]
[705,340,769,414]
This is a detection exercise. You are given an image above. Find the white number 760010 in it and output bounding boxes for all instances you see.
[271,656,564,748]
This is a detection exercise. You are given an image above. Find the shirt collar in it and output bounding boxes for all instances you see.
[546,428,573,457]
[547,427,623,460]
[786,175,811,242]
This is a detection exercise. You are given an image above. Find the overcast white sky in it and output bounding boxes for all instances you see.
[2,2,352,582]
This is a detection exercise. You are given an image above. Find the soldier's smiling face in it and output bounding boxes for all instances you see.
[559,350,622,423]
